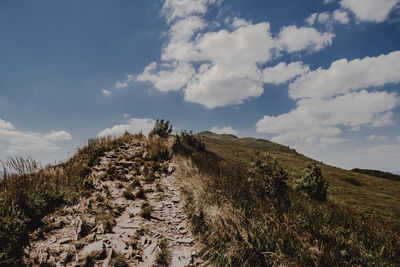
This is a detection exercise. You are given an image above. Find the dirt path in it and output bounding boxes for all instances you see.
[23,139,203,266]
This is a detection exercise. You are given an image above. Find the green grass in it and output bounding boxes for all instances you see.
[198,131,400,225]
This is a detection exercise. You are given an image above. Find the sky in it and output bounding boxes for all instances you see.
[0,0,400,172]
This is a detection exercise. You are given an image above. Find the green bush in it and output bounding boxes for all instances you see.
[249,153,288,201]
[149,119,172,138]
[294,164,328,201]
[172,130,204,156]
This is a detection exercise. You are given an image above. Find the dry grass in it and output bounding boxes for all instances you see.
[0,133,143,265]
[173,132,400,266]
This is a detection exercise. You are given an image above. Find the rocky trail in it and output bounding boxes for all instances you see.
[23,138,203,266]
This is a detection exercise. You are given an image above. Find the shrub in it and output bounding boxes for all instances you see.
[249,153,288,202]
[149,119,172,138]
[294,164,328,201]
[156,238,171,266]
[172,130,205,156]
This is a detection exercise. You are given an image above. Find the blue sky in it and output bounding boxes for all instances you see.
[1,0,400,172]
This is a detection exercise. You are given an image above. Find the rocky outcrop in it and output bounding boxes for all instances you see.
[23,138,203,266]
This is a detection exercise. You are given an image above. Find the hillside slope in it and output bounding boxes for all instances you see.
[198,131,400,225]
[1,129,399,266]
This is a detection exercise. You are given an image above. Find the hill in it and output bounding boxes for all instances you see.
[198,131,400,225]
[351,168,400,182]
[0,126,399,266]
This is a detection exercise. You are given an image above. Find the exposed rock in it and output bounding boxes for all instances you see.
[80,241,106,260]
[23,140,202,266]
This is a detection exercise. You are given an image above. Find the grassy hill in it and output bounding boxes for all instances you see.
[198,131,400,225]
[351,168,400,182]
[1,127,399,266]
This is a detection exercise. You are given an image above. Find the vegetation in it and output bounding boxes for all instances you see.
[173,131,400,266]
[148,119,172,138]
[293,163,328,201]
[0,133,141,265]
[198,131,400,224]
[352,168,400,182]
[155,238,171,266]
[1,123,399,266]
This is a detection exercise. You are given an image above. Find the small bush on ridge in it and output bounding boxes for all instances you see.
[294,163,328,201]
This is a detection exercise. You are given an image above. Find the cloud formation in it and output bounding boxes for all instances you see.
[102,89,112,97]
[289,51,400,100]
[44,130,72,141]
[367,135,386,141]
[98,118,155,137]
[210,126,238,135]
[340,0,399,23]
[0,118,72,154]
[256,90,399,144]
[131,0,334,108]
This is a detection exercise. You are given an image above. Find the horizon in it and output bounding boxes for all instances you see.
[1,0,400,172]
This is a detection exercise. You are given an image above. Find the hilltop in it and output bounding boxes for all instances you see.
[0,123,399,266]
[198,131,400,225]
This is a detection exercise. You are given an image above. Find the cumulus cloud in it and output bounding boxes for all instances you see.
[161,0,217,23]
[115,74,134,89]
[44,130,72,141]
[210,126,238,135]
[306,10,350,27]
[102,89,112,97]
[262,62,310,84]
[256,90,399,144]
[0,118,72,154]
[98,118,155,137]
[332,9,350,24]
[289,51,400,100]
[0,119,14,130]
[132,0,334,108]
[340,0,399,23]
[367,135,386,141]
[137,62,195,92]
[184,64,264,108]
[276,25,334,53]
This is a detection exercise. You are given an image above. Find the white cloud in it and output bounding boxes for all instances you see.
[133,1,334,109]
[340,0,399,23]
[184,64,263,108]
[289,51,400,100]
[98,118,155,137]
[367,135,386,141]
[324,0,336,4]
[102,89,112,97]
[397,136,400,142]
[306,13,318,25]
[256,90,399,145]
[306,10,350,27]
[332,9,350,24]
[231,17,249,29]
[320,137,347,144]
[161,0,217,23]
[115,74,134,89]
[210,126,238,135]
[0,120,64,153]
[317,12,331,24]
[262,62,310,84]
[137,61,195,92]
[276,25,334,53]
[0,118,14,130]
[44,130,72,141]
